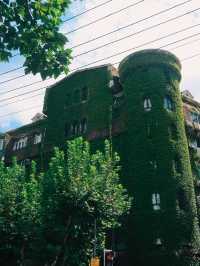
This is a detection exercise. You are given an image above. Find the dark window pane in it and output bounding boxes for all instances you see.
[65,93,71,106]
[164,96,173,111]
[73,89,80,104]
[168,124,177,139]
[81,87,88,102]
[81,118,87,134]
[177,188,188,210]
[65,123,69,137]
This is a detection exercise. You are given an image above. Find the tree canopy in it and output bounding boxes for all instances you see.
[0,138,131,266]
[0,0,72,79]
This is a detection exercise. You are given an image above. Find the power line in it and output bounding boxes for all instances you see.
[1,6,200,86]
[0,22,199,99]
[73,8,200,58]
[0,105,43,119]
[0,87,47,103]
[7,0,114,59]
[170,37,200,51]
[69,26,200,71]
[1,29,200,104]
[0,0,193,76]
[0,66,24,76]
[62,0,113,23]
[0,93,44,109]
[0,73,26,85]
[182,52,200,61]
[3,35,200,108]
[64,0,144,35]
[1,51,200,120]
[0,1,144,81]
[8,0,144,60]
[70,0,193,49]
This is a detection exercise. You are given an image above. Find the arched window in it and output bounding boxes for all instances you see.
[144,98,152,111]
[164,96,173,111]
[152,193,160,210]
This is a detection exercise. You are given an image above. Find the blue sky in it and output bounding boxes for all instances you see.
[0,0,200,132]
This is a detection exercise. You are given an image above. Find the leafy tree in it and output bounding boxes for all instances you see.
[0,159,41,266]
[0,138,131,265]
[40,137,131,266]
[0,0,72,79]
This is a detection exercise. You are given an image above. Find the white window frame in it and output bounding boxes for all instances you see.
[144,98,152,111]
[155,238,162,246]
[34,133,42,144]
[0,139,4,151]
[152,193,161,210]
[13,137,28,151]
[108,80,114,88]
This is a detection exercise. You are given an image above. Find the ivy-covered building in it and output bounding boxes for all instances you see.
[1,49,200,265]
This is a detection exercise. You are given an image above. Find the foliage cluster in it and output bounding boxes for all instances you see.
[0,0,72,79]
[0,137,131,266]
[118,49,200,265]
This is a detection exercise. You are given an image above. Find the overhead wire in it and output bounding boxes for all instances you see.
[1,27,200,104]
[1,51,200,119]
[0,0,192,76]
[8,0,144,60]
[61,0,113,23]
[1,5,199,85]
[72,8,200,58]
[0,20,199,98]
[63,0,144,35]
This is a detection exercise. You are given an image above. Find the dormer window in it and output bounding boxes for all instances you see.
[164,96,173,111]
[0,139,4,151]
[34,133,42,144]
[152,193,160,210]
[144,98,152,111]
[13,137,28,151]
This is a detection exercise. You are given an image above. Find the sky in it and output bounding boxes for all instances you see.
[0,0,200,132]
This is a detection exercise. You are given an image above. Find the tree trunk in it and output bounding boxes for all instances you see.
[51,216,72,266]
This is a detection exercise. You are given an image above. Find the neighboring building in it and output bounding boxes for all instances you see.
[4,114,47,167]
[0,133,6,161]
[2,49,200,265]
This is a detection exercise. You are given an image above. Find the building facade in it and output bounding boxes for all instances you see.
[1,49,200,265]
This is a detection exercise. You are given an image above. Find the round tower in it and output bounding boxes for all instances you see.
[118,49,200,266]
